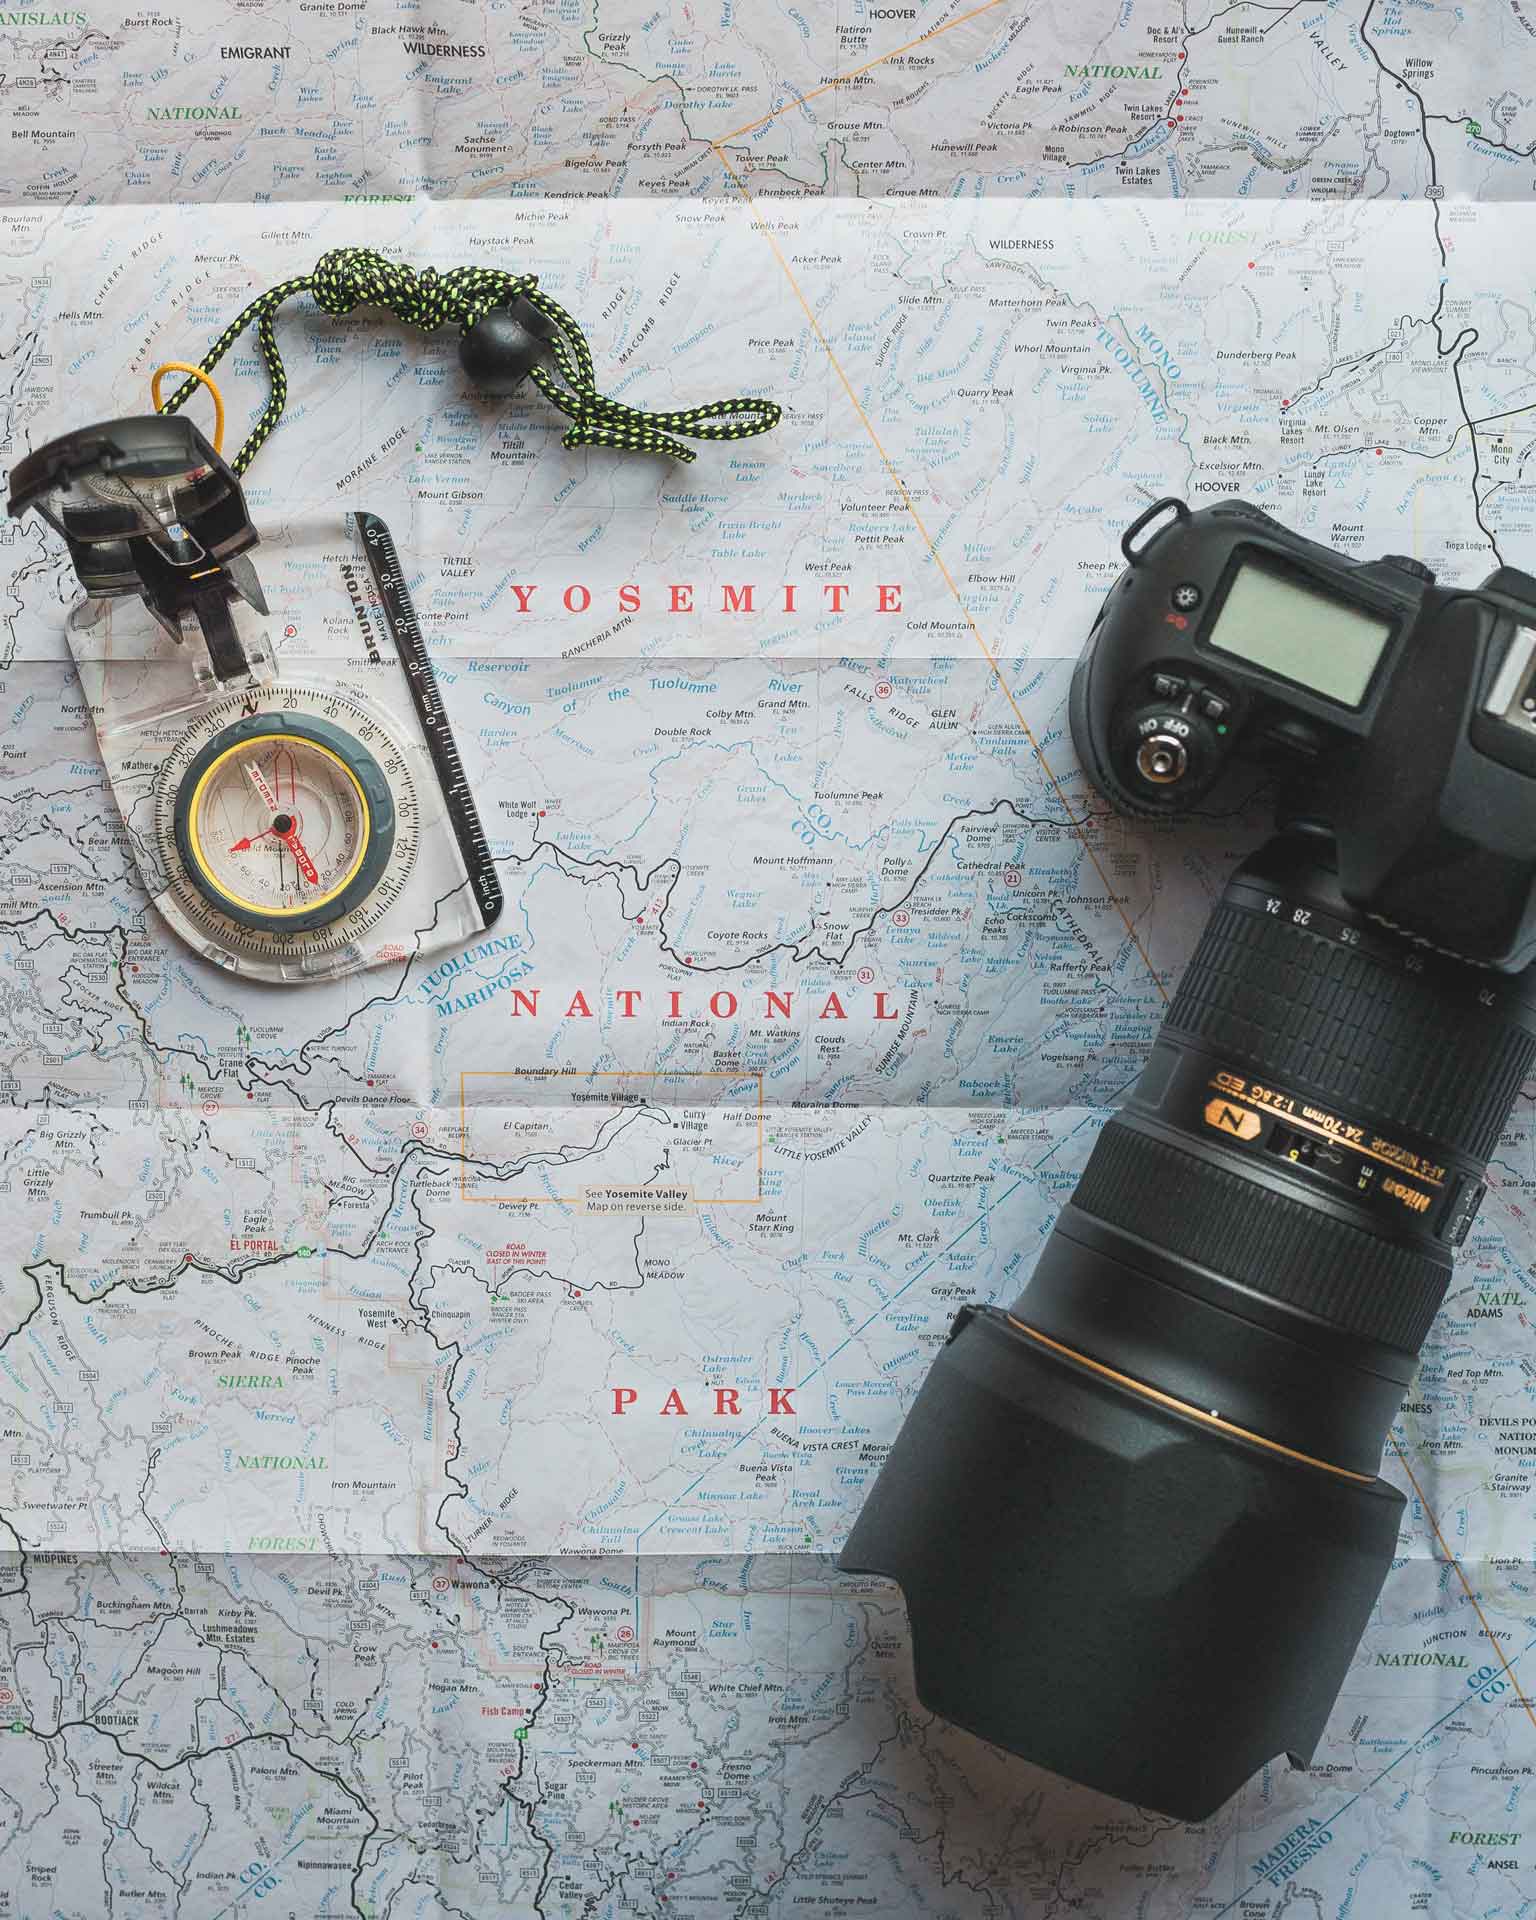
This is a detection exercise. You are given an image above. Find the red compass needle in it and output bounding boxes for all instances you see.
[275,825,320,886]
[228,825,283,853]
[228,816,319,887]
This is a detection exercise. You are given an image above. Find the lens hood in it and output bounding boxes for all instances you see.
[838,1305,1403,1820]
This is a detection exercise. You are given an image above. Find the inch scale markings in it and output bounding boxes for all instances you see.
[355,511,503,929]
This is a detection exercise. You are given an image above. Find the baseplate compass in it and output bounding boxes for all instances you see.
[167,702,405,944]
[64,510,502,984]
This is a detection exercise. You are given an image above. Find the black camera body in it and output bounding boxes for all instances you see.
[1072,495,1536,969]
[842,496,1536,1821]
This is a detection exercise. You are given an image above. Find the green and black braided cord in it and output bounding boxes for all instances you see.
[157,246,782,474]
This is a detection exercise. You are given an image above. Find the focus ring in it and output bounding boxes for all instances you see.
[1070,1121,1447,1354]
[1167,901,1534,1166]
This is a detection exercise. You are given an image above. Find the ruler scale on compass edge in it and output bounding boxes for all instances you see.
[353,511,503,930]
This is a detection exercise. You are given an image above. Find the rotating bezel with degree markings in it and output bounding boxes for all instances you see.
[158,691,419,957]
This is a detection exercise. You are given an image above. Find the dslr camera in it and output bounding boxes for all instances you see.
[842,496,1536,1818]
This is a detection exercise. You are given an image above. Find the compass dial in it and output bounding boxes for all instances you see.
[172,712,396,934]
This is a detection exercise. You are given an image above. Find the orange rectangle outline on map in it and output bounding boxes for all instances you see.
[457,1069,765,1206]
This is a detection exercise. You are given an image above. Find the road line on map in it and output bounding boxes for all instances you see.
[632,1094,1130,1543]
[633,1176,1026,1543]
[711,143,1168,1003]
[1389,1435,1536,1732]
[714,0,1013,144]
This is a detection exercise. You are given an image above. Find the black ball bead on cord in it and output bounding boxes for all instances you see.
[457,295,557,397]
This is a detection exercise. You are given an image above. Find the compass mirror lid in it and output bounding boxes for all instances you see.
[7,413,259,599]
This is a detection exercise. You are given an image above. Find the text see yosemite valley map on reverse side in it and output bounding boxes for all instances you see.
[3,3,1536,1915]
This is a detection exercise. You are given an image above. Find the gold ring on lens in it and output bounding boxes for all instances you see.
[1005,1317,1374,1485]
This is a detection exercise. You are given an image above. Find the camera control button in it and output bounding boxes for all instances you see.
[1197,690,1230,723]
[1151,672,1187,700]
[1171,581,1203,612]
[1381,553,1435,583]
[1135,733,1189,785]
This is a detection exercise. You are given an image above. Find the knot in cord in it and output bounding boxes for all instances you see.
[157,246,782,473]
[307,248,534,338]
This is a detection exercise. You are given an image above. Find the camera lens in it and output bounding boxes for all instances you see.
[840,833,1536,1818]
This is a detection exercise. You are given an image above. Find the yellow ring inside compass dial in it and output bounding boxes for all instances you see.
[184,732,373,921]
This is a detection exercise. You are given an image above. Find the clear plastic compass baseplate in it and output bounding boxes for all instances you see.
[64,511,501,986]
